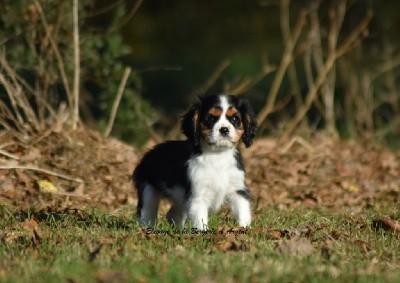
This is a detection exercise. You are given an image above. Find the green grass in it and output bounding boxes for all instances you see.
[0,205,399,282]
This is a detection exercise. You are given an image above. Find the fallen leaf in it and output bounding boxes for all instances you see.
[330,230,341,240]
[22,218,39,231]
[22,218,42,245]
[216,240,248,252]
[37,180,58,193]
[217,240,235,251]
[267,229,284,239]
[341,181,360,193]
[15,169,33,189]
[373,216,400,234]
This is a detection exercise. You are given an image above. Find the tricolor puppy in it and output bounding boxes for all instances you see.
[133,94,257,230]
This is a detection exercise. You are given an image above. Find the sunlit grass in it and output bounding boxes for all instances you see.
[0,205,399,282]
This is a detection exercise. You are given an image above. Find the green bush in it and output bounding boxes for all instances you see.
[0,0,154,145]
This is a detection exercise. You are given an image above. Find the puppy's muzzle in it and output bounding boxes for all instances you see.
[219,127,229,137]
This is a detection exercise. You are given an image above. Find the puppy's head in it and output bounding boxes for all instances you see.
[181,94,257,150]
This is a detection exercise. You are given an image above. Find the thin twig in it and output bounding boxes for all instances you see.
[0,71,25,127]
[228,64,276,96]
[371,52,400,81]
[137,65,182,73]
[72,0,80,130]
[35,0,73,107]
[0,165,84,183]
[256,7,308,125]
[281,0,302,108]
[282,11,373,139]
[280,136,313,154]
[116,0,144,30]
[0,149,20,160]
[198,59,231,95]
[373,116,400,138]
[0,54,40,131]
[145,119,163,143]
[0,52,57,120]
[104,67,132,137]
[86,0,125,18]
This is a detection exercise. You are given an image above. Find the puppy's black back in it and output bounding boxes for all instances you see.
[133,140,193,192]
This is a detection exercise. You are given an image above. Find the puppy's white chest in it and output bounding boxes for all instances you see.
[188,150,244,210]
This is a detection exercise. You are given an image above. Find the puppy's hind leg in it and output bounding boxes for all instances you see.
[167,204,187,228]
[137,183,160,227]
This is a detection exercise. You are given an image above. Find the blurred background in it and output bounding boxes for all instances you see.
[1,0,400,147]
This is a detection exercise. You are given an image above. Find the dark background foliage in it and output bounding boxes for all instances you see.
[1,0,400,146]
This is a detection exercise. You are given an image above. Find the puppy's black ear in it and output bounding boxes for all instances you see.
[181,97,202,145]
[238,98,257,148]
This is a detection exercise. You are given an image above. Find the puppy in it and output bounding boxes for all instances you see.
[133,94,257,230]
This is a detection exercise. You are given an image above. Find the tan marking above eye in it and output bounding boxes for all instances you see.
[226,107,238,117]
[208,107,222,117]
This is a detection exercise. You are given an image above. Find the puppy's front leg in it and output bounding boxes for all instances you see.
[187,199,209,230]
[227,190,251,227]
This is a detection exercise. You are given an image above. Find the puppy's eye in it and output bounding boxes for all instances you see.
[205,115,218,124]
[229,115,241,127]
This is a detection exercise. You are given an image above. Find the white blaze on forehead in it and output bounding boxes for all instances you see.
[215,95,235,133]
[219,95,230,115]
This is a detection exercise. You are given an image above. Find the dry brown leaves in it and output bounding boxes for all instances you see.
[0,126,137,209]
[1,129,399,215]
[373,216,400,234]
[1,218,43,246]
[244,134,400,210]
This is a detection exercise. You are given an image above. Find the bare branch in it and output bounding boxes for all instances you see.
[256,7,308,125]
[282,11,373,139]
[35,0,73,107]
[0,165,84,183]
[104,67,132,138]
[0,149,20,160]
[116,0,144,30]
[198,59,231,96]
[72,0,80,129]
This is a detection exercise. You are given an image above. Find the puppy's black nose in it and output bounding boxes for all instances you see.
[219,127,229,136]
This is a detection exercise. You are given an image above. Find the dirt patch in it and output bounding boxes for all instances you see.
[0,128,399,212]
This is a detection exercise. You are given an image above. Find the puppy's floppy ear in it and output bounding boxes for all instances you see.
[181,97,202,145]
[238,98,257,148]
